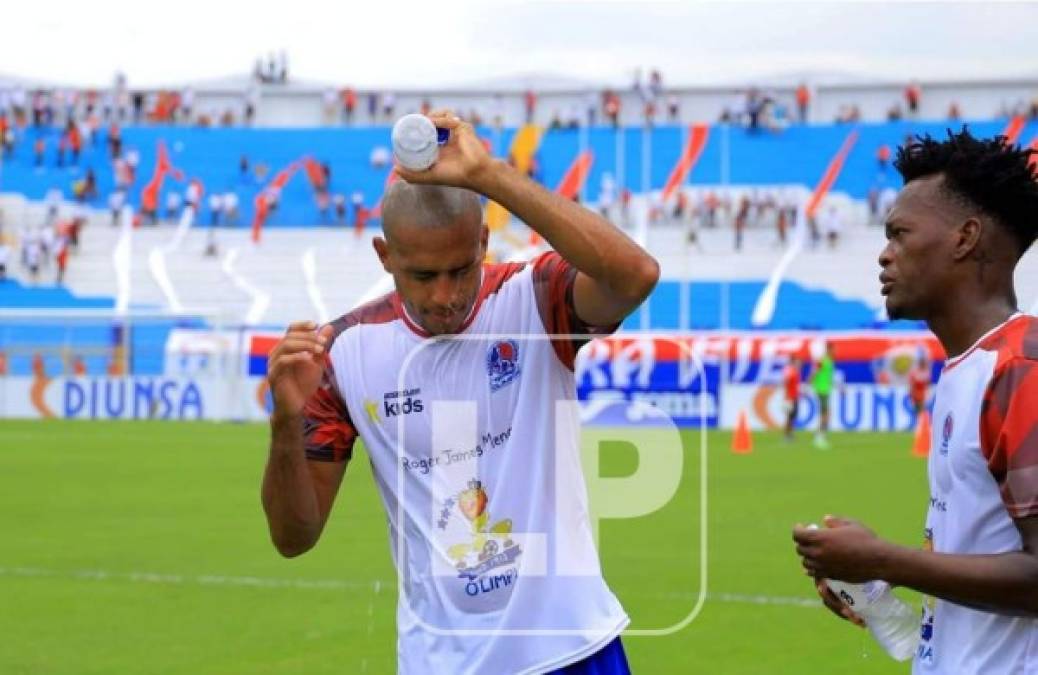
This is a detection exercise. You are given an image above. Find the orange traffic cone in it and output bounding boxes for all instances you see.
[912,410,931,458]
[732,410,753,454]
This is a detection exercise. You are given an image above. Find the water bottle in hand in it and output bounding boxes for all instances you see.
[826,578,918,661]
[391,114,449,171]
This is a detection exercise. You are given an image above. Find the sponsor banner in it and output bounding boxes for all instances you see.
[722,383,926,432]
[571,332,939,428]
[591,332,941,385]
[0,376,272,421]
[574,336,720,428]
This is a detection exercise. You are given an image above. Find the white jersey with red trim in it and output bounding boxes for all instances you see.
[302,252,628,675]
[914,313,1038,674]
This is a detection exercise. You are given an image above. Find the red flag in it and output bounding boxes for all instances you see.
[555,151,594,201]
[302,156,326,190]
[140,141,183,212]
[661,124,710,203]
[251,160,301,243]
[1002,115,1026,146]
[805,130,858,219]
[251,193,270,243]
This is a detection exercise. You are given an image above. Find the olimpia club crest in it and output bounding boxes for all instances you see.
[486,339,521,392]
[442,480,522,598]
[940,412,954,455]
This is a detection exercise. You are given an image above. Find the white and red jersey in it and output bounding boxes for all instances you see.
[915,313,1038,673]
[302,252,628,675]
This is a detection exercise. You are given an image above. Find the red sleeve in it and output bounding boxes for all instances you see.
[531,251,620,370]
[980,357,1038,518]
[301,361,357,463]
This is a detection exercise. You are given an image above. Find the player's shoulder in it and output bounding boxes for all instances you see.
[529,250,566,276]
[482,258,529,294]
[466,260,531,318]
[979,314,1038,371]
[325,292,399,344]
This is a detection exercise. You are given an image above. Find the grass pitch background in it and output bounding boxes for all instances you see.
[0,421,926,674]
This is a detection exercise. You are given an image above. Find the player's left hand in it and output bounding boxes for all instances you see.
[394,110,495,191]
[793,515,891,583]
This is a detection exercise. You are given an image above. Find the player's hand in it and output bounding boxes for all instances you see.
[394,110,495,191]
[793,515,891,583]
[813,578,866,628]
[266,321,333,419]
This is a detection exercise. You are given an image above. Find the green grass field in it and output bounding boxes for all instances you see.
[0,421,928,674]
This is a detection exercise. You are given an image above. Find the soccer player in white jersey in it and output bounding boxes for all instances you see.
[261,111,659,674]
[793,129,1038,673]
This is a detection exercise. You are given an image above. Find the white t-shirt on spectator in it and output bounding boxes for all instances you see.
[185,183,202,207]
[108,191,126,212]
[22,232,42,267]
[370,146,390,168]
[820,207,843,236]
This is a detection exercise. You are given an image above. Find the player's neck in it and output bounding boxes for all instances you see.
[926,291,1018,359]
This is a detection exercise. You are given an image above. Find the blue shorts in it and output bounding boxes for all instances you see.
[551,637,631,675]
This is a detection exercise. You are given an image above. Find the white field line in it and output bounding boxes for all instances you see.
[0,565,819,608]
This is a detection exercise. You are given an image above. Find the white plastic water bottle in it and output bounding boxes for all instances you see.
[826,578,918,661]
[391,114,446,171]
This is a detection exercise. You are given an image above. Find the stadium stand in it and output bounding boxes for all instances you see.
[2,120,1035,225]
[3,114,1038,377]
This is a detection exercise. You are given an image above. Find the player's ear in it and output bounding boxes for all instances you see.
[954,217,983,262]
[372,236,391,272]
[479,224,489,255]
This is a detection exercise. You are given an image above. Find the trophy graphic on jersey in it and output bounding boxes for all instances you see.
[446,480,522,582]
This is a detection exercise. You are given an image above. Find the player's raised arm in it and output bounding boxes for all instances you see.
[395,111,660,327]
[260,321,346,558]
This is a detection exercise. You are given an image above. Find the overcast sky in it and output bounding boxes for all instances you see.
[2,1,1037,88]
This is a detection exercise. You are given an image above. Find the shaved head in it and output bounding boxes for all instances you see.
[381,182,483,243]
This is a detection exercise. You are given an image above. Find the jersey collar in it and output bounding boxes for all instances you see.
[942,312,1024,372]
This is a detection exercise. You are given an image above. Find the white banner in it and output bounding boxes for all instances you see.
[0,375,272,421]
[722,383,922,432]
